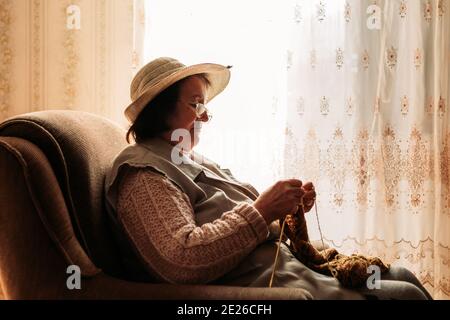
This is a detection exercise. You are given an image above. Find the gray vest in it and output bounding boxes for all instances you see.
[104,137,275,282]
[105,137,261,226]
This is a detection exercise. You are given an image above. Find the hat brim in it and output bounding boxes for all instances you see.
[124,63,231,123]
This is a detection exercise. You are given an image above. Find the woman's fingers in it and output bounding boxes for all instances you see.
[302,181,314,191]
[304,189,316,199]
[302,190,316,208]
[287,187,305,200]
[285,179,303,188]
[305,190,316,202]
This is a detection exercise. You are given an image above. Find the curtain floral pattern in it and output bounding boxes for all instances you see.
[286,0,449,299]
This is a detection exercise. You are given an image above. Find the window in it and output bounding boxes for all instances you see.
[144,0,290,191]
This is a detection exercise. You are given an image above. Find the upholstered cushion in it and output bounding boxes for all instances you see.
[0,137,100,278]
[0,110,128,276]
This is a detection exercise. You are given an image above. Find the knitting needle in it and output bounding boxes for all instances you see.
[268,217,287,288]
[268,202,303,288]
[269,197,308,288]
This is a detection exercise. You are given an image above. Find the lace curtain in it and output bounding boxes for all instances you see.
[285,0,449,299]
[145,0,449,299]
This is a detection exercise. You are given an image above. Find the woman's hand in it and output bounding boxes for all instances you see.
[253,179,305,225]
[300,182,316,214]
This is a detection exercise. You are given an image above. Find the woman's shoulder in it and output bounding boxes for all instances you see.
[105,142,166,184]
[116,164,165,188]
[115,164,191,210]
[110,142,151,167]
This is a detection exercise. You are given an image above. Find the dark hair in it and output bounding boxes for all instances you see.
[126,74,211,144]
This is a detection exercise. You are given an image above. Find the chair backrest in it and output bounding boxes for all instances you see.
[0,110,128,276]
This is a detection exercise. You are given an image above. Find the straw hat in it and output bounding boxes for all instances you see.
[125,57,231,123]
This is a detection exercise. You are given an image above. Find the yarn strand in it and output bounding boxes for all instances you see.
[269,200,332,287]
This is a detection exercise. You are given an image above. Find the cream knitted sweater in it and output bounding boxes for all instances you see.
[115,165,270,284]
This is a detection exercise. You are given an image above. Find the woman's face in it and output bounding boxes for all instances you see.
[164,75,209,149]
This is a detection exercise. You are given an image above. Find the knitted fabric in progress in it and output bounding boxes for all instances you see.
[282,208,390,288]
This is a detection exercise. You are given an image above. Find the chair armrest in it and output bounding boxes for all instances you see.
[71,273,313,300]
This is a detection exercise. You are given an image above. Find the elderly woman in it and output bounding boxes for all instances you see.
[104,57,432,300]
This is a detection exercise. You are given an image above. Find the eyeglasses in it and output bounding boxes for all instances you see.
[190,102,213,122]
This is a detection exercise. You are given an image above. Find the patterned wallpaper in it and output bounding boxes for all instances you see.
[0,0,143,128]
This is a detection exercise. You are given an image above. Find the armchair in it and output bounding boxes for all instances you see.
[0,110,311,300]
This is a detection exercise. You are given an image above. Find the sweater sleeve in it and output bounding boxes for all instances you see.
[115,165,269,284]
